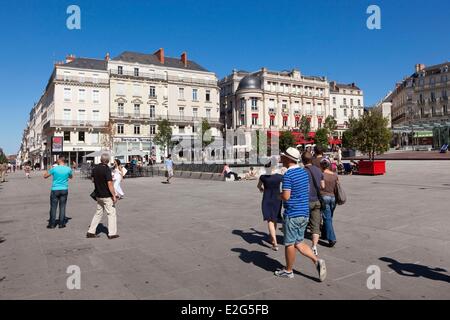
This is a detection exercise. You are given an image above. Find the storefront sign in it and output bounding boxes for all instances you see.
[413,131,433,138]
[114,137,152,142]
[51,136,63,153]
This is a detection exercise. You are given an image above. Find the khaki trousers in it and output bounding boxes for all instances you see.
[88,197,117,236]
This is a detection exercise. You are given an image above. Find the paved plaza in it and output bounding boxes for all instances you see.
[0,161,449,300]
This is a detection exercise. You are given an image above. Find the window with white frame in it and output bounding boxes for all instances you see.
[118,66,123,75]
[117,124,124,134]
[193,107,198,119]
[118,103,124,116]
[358,99,361,106]
[92,90,99,103]
[206,90,211,102]
[179,87,185,99]
[206,108,211,119]
[149,86,156,98]
[118,83,125,95]
[252,116,258,125]
[350,98,354,106]
[283,118,288,127]
[92,110,99,121]
[269,99,275,112]
[240,98,246,111]
[149,105,155,118]
[333,108,337,118]
[332,97,336,105]
[270,118,275,126]
[63,109,71,121]
[134,68,139,77]
[251,98,258,111]
[179,126,185,134]
[78,72,85,83]
[92,74,99,84]
[343,98,347,106]
[179,107,185,119]
[192,88,198,101]
[344,108,347,117]
[78,109,86,122]
[134,104,140,116]
[150,125,156,135]
[78,89,86,102]
[64,88,71,101]
[134,124,140,135]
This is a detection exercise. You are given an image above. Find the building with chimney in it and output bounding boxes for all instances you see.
[19,54,110,168]
[107,49,221,161]
[329,81,365,138]
[19,49,221,167]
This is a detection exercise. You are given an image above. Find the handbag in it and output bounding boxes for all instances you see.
[334,179,347,205]
[305,166,325,209]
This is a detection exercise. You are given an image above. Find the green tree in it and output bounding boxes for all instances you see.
[154,118,174,157]
[314,128,329,148]
[323,116,337,136]
[199,118,215,149]
[347,111,391,161]
[299,116,311,140]
[342,130,353,149]
[279,131,296,152]
[0,148,7,164]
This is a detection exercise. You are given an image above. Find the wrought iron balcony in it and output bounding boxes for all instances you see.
[46,119,109,128]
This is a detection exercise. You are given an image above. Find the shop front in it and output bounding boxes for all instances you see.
[113,137,158,164]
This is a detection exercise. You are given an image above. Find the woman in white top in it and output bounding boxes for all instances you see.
[113,159,126,199]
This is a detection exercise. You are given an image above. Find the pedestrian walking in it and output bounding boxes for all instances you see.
[320,158,338,247]
[24,162,31,179]
[257,158,283,251]
[43,156,73,229]
[86,153,119,239]
[274,147,327,281]
[312,146,325,168]
[0,163,7,182]
[164,154,174,183]
[302,151,325,256]
[113,159,126,199]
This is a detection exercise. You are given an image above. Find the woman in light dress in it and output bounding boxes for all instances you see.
[113,159,126,199]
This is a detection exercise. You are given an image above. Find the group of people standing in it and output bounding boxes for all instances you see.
[43,153,125,239]
[258,145,342,281]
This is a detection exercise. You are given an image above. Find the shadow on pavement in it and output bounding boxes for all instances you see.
[380,257,450,283]
[232,228,283,249]
[231,248,319,282]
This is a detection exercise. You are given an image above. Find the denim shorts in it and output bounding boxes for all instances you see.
[283,215,309,246]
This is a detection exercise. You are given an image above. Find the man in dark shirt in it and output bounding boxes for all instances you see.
[312,145,325,168]
[86,153,119,239]
[302,151,325,256]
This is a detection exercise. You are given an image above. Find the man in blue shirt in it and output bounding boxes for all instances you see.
[275,147,327,282]
[164,154,174,184]
[44,156,73,229]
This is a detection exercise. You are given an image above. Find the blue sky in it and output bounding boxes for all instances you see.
[0,0,449,154]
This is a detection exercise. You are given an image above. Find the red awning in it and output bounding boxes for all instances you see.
[269,114,275,120]
[252,113,259,118]
[329,137,342,145]
[282,115,288,120]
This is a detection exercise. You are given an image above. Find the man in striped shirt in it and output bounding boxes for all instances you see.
[275,147,327,281]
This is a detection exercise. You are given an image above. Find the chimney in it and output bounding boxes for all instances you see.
[105,52,110,61]
[181,52,187,67]
[415,63,426,73]
[65,54,76,63]
[154,48,164,64]
[351,82,355,87]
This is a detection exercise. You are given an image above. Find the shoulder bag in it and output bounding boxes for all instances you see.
[334,177,347,205]
[305,166,325,209]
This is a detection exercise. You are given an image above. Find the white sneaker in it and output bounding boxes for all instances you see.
[274,269,294,279]
[312,246,318,256]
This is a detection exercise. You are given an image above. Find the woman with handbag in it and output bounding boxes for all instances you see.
[319,158,338,247]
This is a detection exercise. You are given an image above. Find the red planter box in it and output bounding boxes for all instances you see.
[358,160,386,175]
